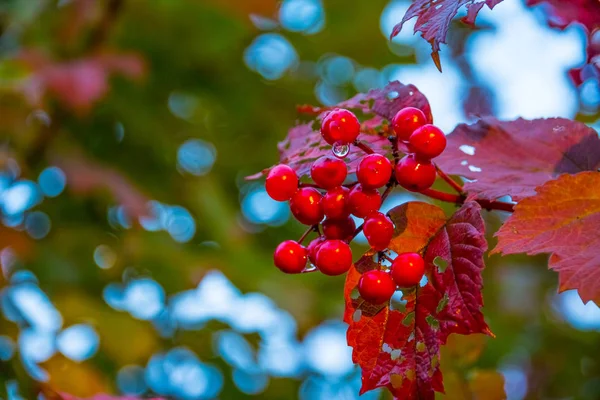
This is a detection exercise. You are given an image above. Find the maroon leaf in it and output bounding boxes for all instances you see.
[494,172,600,305]
[435,117,600,201]
[246,81,431,180]
[390,0,503,70]
[426,201,492,340]
[345,201,491,399]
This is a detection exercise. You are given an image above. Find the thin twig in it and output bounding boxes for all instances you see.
[298,225,316,244]
[354,140,375,155]
[434,163,463,194]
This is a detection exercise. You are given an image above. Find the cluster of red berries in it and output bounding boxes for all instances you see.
[266,106,446,305]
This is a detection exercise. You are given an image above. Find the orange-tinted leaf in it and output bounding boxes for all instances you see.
[390,0,503,70]
[246,81,430,179]
[468,370,506,400]
[494,172,600,305]
[345,201,491,399]
[435,118,600,201]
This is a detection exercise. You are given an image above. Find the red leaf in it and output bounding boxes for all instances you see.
[494,172,600,305]
[18,50,146,114]
[246,81,431,180]
[55,155,149,219]
[435,117,600,201]
[345,201,491,399]
[526,0,600,32]
[59,394,165,400]
[390,0,503,71]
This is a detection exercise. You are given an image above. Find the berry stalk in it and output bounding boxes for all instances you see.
[420,188,514,212]
[434,163,463,194]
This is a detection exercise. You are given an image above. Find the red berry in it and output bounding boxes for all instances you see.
[307,237,325,265]
[395,154,436,192]
[322,186,350,219]
[265,165,298,201]
[391,252,425,287]
[290,187,324,225]
[322,216,356,241]
[408,124,447,159]
[311,156,347,189]
[273,240,307,273]
[316,240,353,276]
[358,270,396,304]
[320,108,360,145]
[357,154,393,189]
[363,212,394,251]
[348,184,382,218]
[391,107,427,142]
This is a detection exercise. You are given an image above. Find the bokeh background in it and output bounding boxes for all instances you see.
[0,0,599,399]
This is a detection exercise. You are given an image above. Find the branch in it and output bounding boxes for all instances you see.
[420,188,514,212]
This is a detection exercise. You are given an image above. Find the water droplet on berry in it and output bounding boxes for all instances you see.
[332,142,350,158]
[387,91,399,100]
[304,264,318,272]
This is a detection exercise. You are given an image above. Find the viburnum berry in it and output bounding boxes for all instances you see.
[322,216,356,241]
[320,108,360,145]
[357,154,393,189]
[322,186,350,220]
[273,240,307,274]
[395,154,436,192]
[391,107,427,142]
[408,124,447,159]
[290,187,324,225]
[348,184,382,218]
[358,270,396,304]
[391,252,425,287]
[311,155,347,189]
[363,212,394,251]
[265,164,298,201]
[307,236,325,265]
[316,239,353,276]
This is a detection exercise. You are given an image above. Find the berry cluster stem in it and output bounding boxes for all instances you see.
[434,163,463,194]
[420,188,514,212]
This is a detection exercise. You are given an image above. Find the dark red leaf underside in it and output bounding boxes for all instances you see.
[494,172,600,305]
[345,201,491,399]
[526,0,600,32]
[246,81,430,180]
[390,0,503,70]
[435,117,600,201]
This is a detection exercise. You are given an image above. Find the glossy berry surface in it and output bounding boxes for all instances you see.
[290,187,324,225]
[391,252,425,287]
[395,154,436,192]
[391,107,427,142]
[408,124,447,159]
[311,156,347,189]
[273,240,307,274]
[322,186,350,220]
[348,184,382,218]
[363,212,394,251]
[357,154,393,189]
[265,164,298,201]
[316,240,353,276]
[358,270,396,304]
[322,216,356,241]
[307,237,325,265]
[320,108,361,145]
